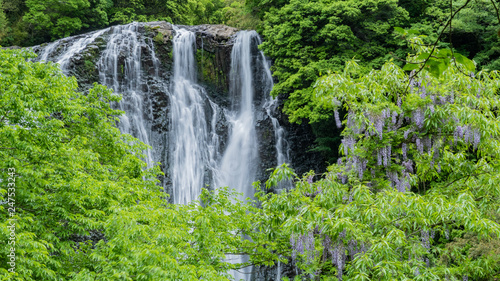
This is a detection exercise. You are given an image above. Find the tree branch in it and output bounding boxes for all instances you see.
[405,0,473,92]
[490,0,500,24]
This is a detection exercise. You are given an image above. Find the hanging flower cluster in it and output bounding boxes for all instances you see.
[334,72,486,195]
[320,231,368,281]
[290,231,316,263]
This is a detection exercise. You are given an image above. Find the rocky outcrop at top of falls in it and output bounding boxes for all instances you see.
[30,21,326,199]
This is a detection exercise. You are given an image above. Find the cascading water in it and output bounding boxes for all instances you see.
[170,28,221,204]
[220,30,260,281]
[261,51,290,169]
[217,31,260,201]
[97,23,157,168]
[221,30,291,281]
[36,23,158,168]
[38,29,106,68]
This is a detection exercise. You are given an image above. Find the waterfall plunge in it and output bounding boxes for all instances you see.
[217,31,260,201]
[36,23,157,168]
[97,23,157,168]
[170,28,221,204]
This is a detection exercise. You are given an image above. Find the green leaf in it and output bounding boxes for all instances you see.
[425,58,447,78]
[403,63,420,71]
[454,53,476,72]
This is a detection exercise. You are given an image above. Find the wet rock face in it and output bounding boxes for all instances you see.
[192,25,236,98]
[278,108,327,176]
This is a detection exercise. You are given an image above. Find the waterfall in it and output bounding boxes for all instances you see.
[170,28,221,204]
[221,30,260,281]
[260,47,290,168]
[38,29,106,68]
[220,30,291,281]
[33,21,291,201]
[276,258,282,281]
[217,31,259,201]
[97,23,157,168]
[58,30,108,71]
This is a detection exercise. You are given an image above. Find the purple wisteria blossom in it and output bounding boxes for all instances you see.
[332,243,346,281]
[464,126,471,143]
[454,125,464,142]
[402,143,407,160]
[473,129,481,149]
[342,137,356,156]
[383,145,391,167]
[416,138,424,153]
[421,85,427,98]
[356,158,368,179]
[334,110,342,128]
[305,231,315,263]
[423,136,432,153]
[403,160,414,173]
[413,108,425,129]
[421,230,430,249]
[404,129,412,139]
[375,117,384,140]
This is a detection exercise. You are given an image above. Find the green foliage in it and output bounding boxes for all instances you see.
[0,47,154,280]
[254,54,500,279]
[0,0,257,46]
[394,27,476,78]
[259,0,410,124]
[109,0,230,26]
[402,0,500,71]
[217,0,260,29]
[252,0,500,126]
[23,0,111,41]
[245,0,289,19]
[0,0,7,42]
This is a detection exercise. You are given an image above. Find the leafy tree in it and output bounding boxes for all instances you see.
[214,0,260,29]
[23,0,112,41]
[254,43,500,279]
[0,0,28,46]
[0,46,157,280]
[245,0,290,19]
[259,0,410,124]
[109,0,228,26]
[419,0,500,70]
[0,0,7,42]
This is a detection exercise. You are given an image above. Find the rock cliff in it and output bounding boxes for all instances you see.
[31,21,325,197]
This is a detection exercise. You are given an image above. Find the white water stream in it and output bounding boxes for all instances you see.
[97,23,157,168]
[169,28,222,204]
[217,31,259,201]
